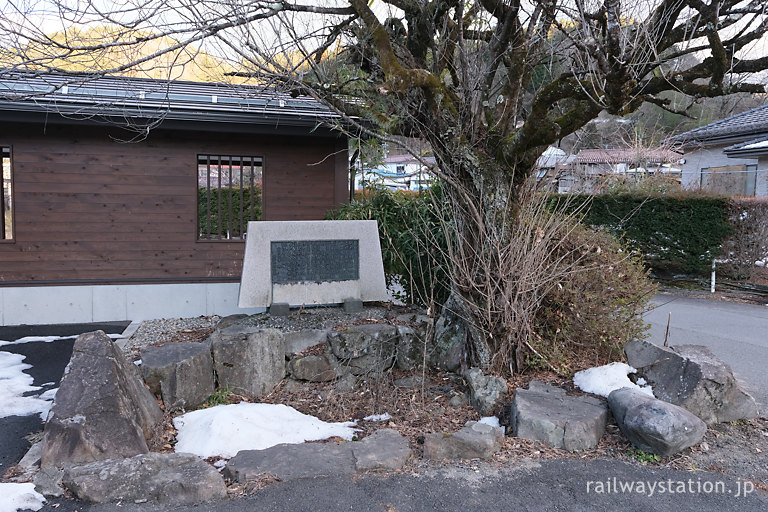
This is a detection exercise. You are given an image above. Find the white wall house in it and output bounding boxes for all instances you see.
[666,104,768,196]
[724,138,768,197]
[355,154,436,191]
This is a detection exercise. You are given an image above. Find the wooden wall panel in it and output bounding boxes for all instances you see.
[0,123,347,286]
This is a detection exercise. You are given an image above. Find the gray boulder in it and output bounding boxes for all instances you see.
[510,381,607,451]
[394,325,422,371]
[288,354,336,382]
[431,297,467,371]
[327,324,397,375]
[210,328,285,397]
[283,329,330,357]
[609,387,707,456]
[352,429,411,470]
[62,453,226,504]
[41,331,163,468]
[225,443,357,482]
[464,368,508,416]
[423,421,504,460]
[625,339,758,424]
[141,342,214,411]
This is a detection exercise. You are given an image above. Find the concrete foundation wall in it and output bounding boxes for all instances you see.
[0,282,263,326]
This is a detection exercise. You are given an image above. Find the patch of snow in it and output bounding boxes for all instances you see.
[363,413,391,422]
[0,351,53,419]
[478,416,500,428]
[0,335,75,347]
[0,333,123,347]
[743,139,768,150]
[39,388,58,400]
[0,482,46,512]
[134,359,142,366]
[173,402,359,458]
[213,459,227,472]
[573,362,654,398]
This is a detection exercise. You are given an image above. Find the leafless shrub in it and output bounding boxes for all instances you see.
[442,178,655,376]
[720,198,768,280]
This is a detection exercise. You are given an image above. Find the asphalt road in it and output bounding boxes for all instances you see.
[644,293,768,417]
[37,459,768,511]
[0,322,130,472]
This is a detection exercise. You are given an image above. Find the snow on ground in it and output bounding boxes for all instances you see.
[573,362,654,398]
[363,413,391,422]
[478,416,500,428]
[0,333,123,347]
[173,402,359,458]
[0,351,55,419]
[0,483,46,512]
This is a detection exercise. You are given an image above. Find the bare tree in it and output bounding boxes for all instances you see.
[1,0,767,372]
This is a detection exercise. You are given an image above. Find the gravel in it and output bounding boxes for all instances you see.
[120,305,418,358]
[236,306,398,332]
[121,316,222,357]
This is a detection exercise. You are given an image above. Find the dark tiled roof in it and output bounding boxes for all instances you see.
[724,136,768,157]
[0,71,336,128]
[665,103,768,146]
[574,148,678,164]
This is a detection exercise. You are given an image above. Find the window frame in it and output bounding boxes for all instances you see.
[1,145,14,243]
[196,153,263,242]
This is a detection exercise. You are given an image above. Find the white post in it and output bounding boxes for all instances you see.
[711,260,716,293]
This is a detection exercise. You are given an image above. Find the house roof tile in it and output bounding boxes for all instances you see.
[574,148,678,164]
[665,103,768,146]
[0,71,337,130]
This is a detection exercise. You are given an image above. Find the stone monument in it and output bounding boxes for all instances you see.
[238,220,388,308]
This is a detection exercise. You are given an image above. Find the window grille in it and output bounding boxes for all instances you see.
[198,155,262,240]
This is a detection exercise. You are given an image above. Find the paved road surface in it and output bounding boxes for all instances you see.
[644,293,768,417]
[37,459,767,511]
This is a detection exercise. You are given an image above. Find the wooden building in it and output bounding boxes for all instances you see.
[0,73,349,325]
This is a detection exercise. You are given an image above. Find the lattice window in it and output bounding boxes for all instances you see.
[197,155,262,240]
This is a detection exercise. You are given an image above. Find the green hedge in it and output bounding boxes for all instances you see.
[198,186,261,239]
[548,194,731,275]
[330,185,451,307]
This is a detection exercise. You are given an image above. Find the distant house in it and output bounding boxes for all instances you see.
[535,147,573,192]
[665,104,768,196]
[0,73,349,326]
[355,153,435,191]
[560,148,679,193]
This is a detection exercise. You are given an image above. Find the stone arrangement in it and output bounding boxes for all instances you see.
[23,315,760,506]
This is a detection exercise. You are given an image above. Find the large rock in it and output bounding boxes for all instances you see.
[327,324,397,375]
[510,381,607,451]
[609,387,707,456]
[141,342,215,411]
[62,453,226,504]
[283,329,330,357]
[423,421,504,460]
[210,328,285,397]
[431,296,467,371]
[288,354,336,382]
[224,443,357,482]
[41,331,163,468]
[352,429,411,470]
[625,339,758,424]
[464,368,508,416]
[394,316,431,370]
